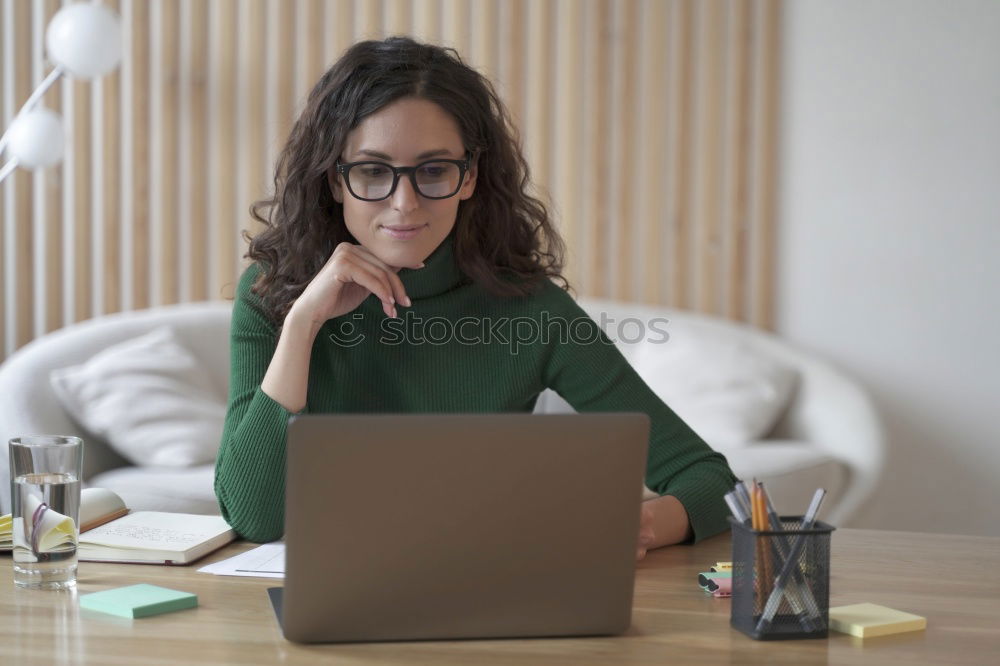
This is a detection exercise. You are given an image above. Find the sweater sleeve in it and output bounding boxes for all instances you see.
[537,283,737,543]
[214,264,305,542]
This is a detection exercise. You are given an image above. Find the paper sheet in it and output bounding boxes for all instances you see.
[197,542,285,578]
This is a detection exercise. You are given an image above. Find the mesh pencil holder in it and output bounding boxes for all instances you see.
[729,515,835,640]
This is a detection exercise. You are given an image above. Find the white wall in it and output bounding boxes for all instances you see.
[777,0,1000,536]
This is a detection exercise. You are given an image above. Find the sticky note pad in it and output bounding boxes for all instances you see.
[829,603,926,638]
[80,584,198,619]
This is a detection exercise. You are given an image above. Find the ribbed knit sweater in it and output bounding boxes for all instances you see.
[214,232,738,543]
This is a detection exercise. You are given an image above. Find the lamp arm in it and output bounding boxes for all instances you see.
[0,159,17,184]
[0,66,64,157]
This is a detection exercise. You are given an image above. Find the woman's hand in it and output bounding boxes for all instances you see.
[636,503,656,561]
[636,495,694,560]
[289,242,425,325]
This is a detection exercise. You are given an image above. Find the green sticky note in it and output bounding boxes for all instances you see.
[79,584,198,619]
[697,571,733,588]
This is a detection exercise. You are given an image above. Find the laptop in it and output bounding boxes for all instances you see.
[270,412,650,644]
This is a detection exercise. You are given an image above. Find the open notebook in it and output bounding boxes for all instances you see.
[1,487,235,565]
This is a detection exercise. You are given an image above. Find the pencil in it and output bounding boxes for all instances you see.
[751,480,763,606]
[756,482,772,604]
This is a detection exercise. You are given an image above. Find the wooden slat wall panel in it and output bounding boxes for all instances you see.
[495,0,523,136]
[323,1,352,82]
[553,0,581,294]
[751,0,781,331]
[130,0,150,311]
[28,0,44,336]
[302,0,324,114]
[410,0,440,44]
[0,0,782,360]
[71,81,91,323]
[208,0,236,300]
[13,0,33,348]
[667,0,693,310]
[159,0,180,306]
[725,0,752,323]
[693,0,724,315]
[354,0,378,41]
[523,0,553,223]
[101,0,121,316]
[38,0,62,335]
[611,0,637,302]
[1,2,7,357]
[186,0,208,301]
[638,0,668,305]
[582,0,611,300]
[236,0,265,247]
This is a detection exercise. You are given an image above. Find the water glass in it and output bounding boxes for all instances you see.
[9,435,84,589]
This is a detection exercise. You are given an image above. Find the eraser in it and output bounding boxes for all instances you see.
[79,583,198,619]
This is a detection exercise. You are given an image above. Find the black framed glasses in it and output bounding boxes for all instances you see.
[335,153,472,202]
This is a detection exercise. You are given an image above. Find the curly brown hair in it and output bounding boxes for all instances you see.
[244,36,569,327]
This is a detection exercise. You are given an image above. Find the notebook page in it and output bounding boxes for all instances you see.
[80,512,233,552]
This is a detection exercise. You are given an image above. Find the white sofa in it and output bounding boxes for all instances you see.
[0,299,885,526]
[554,298,886,525]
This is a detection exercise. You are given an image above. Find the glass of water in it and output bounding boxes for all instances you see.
[9,435,83,589]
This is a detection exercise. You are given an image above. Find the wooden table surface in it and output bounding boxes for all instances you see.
[2,527,998,665]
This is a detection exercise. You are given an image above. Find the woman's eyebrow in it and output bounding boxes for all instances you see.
[356,148,453,160]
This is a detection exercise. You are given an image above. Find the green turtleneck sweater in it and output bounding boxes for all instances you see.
[214,233,737,543]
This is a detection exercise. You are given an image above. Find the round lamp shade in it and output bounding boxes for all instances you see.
[45,3,122,79]
[6,108,65,169]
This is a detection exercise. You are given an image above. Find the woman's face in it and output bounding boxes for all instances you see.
[329,97,477,268]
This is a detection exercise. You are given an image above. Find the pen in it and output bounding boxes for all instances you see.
[724,491,749,525]
[758,483,820,631]
[734,481,753,520]
[732,481,752,519]
[755,488,827,633]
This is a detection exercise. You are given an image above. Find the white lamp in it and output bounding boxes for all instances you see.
[5,108,65,170]
[0,2,122,183]
[46,2,123,78]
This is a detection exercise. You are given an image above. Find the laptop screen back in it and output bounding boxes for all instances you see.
[281,412,650,643]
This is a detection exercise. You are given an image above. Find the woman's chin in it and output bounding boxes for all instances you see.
[367,243,424,271]
[353,223,446,269]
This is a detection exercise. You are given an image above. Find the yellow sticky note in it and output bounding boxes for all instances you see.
[829,603,926,638]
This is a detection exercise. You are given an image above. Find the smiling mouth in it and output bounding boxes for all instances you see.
[379,224,427,239]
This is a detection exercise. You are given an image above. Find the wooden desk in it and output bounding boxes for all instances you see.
[2,528,998,665]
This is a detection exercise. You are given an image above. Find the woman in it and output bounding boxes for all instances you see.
[214,36,737,557]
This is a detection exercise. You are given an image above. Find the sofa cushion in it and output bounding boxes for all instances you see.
[87,465,221,515]
[632,331,798,449]
[49,326,227,468]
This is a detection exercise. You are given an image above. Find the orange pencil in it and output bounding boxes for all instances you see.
[751,481,763,604]
[757,481,773,601]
